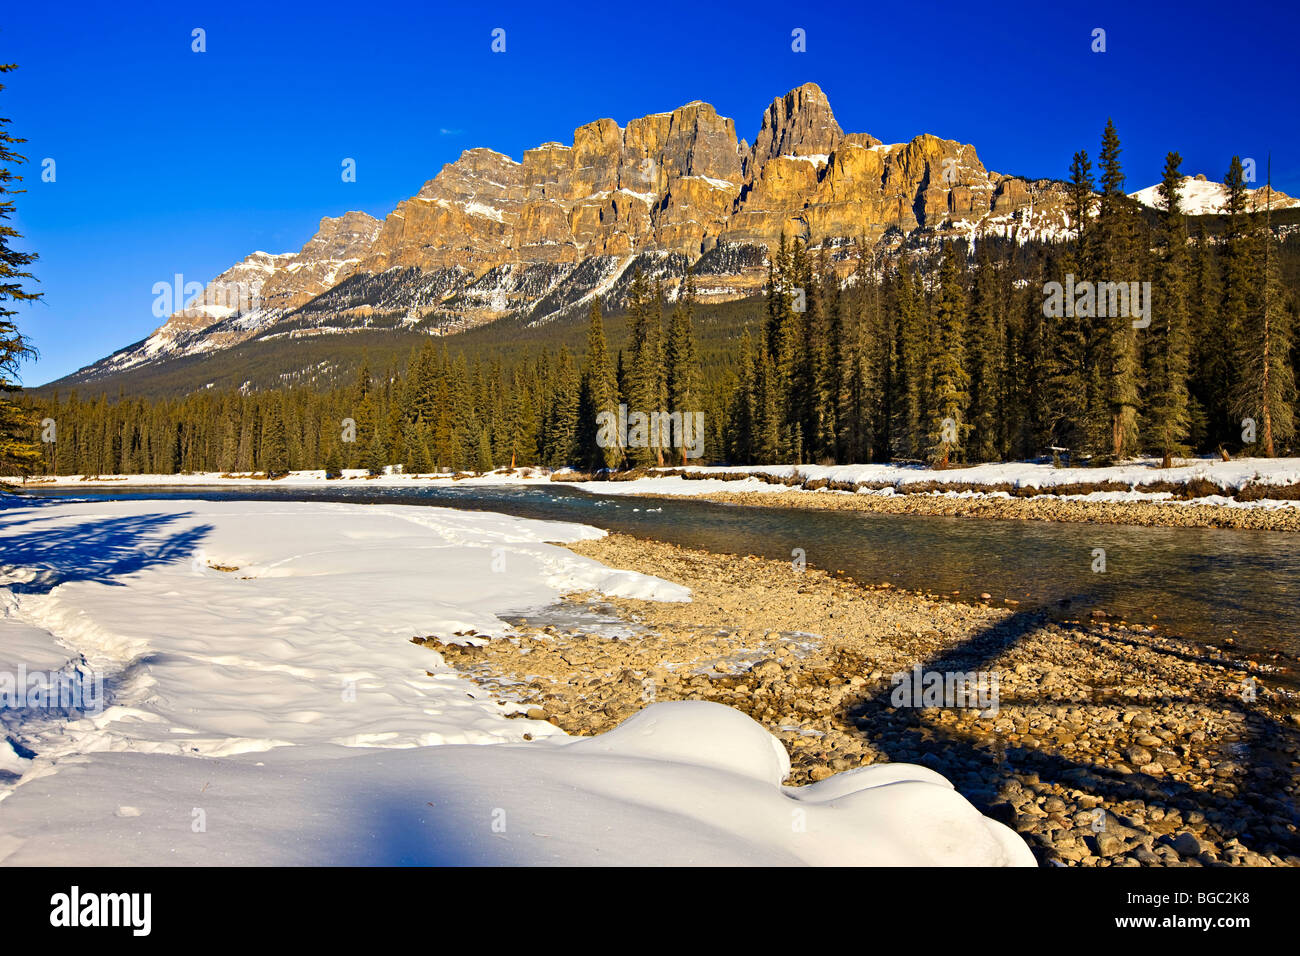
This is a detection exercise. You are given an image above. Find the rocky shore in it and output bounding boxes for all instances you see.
[623,485,1300,532]
[420,533,1300,867]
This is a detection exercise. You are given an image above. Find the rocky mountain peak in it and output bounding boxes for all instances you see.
[257,211,381,313]
[751,82,843,163]
[64,83,1084,391]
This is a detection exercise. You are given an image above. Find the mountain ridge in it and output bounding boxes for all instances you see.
[51,81,1248,395]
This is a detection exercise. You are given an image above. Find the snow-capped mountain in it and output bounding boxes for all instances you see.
[55,82,1089,391]
[1129,174,1300,215]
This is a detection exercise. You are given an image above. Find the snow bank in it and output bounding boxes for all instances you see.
[663,457,1300,491]
[0,498,1031,865]
[567,457,1300,506]
[14,455,1300,502]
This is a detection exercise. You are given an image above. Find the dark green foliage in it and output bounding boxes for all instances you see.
[0,64,40,477]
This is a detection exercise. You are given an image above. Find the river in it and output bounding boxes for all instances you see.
[18,482,1300,660]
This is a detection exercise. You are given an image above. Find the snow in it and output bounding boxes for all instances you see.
[13,455,1300,509]
[782,153,830,166]
[1129,176,1299,215]
[616,188,658,204]
[463,201,507,222]
[554,458,1300,508]
[684,175,737,190]
[0,496,1031,865]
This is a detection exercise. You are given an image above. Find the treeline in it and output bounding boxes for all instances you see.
[19,124,1300,476]
[24,274,723,476]
[725,126,1296,466]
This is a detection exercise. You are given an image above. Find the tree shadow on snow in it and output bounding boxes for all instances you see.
[0,511,213,594]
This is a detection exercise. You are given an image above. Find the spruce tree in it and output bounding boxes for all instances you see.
[665,271,702,464]
[665,272,701,413]
[967,241,1003,461]
[1186,222,1223,448]
[364,421,386,475]
[728,329,756,463]
[475,425,494,473]
[927,243,971,466]
[1095,119,1142,460]
[545,346,579,467]
[1148,152,1192,463]
[0,64,40,478]
[1067,150,1095,253]
[625,270,665,465]
[581,295,620,469]
[1222,156,1255,450]
[259,398,288,476]
[891,258,928,459]
[1234,166,1295,456]
[403,420,431,474]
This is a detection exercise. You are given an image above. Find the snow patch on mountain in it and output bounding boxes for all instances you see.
[1129,175,1299,215]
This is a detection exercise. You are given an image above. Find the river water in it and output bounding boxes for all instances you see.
[18,483,1300,659]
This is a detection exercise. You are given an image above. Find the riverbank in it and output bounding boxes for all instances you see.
[566,457,1300,531]
[424,532,1300,867]
[12,455,1300,530]
[0,497,1031,865]
[628,485,1300,530]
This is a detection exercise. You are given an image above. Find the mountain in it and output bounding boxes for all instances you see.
[53,82,1079,394]
[1128,174,1300,215]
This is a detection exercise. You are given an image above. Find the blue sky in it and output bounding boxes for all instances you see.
[6,0,1299,384]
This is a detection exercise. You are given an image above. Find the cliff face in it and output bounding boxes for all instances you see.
[358,82,1062,274]
[67,83,1075,385]
[259,211,383,313]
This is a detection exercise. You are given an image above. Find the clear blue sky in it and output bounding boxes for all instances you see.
[7,0,1299,385]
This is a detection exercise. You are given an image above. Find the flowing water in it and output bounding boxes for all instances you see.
[17,482,1300,660]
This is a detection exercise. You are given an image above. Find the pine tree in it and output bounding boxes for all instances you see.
[581,296,620,469]
[892,258,928,459]
[1222,155,1255,450]
[1067,150,1095,253]
[837,243,875,462]
[259,397,288,476]
[1095,119,1142,460]
[475,425,494,473]
[665,271,702,464]
[728,329,756,463]
[1234,163,1295,456]
[967,241,1003,461]
[804,247,837,462]
[625,270,665,465]
[665,272,701,413]
[1187,221,1223,448]
[1148,152,1192,463]
[544,346,579,467]
[753,344,781,463]
[0,64,41,478]
[403,420,431,474]
[927,243,971,465]
[1040,243,1087,457]
[364,421,386,475]
[322,428,343,478]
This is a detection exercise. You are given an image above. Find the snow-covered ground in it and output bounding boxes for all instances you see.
[590,458,1300,509]
[12,455,1300,505]
[0,497,1032,865]
[649,457,1300,491]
